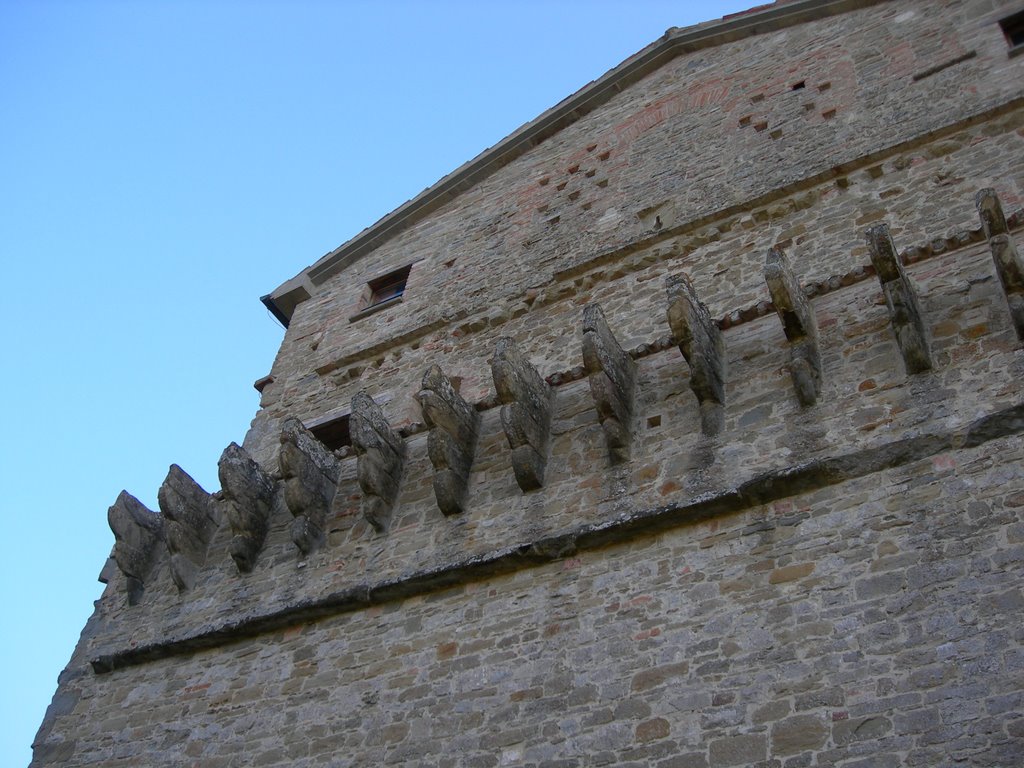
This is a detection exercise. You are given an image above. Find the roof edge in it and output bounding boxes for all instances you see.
[265,0,890,323]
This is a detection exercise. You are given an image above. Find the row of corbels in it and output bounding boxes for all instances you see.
[101,344,545,605]
[106,188,1022,605]
[106,446,278,605]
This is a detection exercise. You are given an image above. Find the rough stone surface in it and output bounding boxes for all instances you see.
[491,337,553,492]
[866,223,933,374]
[106,490,163,604]
[764,245,821,406]
[280,416,339,555]
[32,2,1024,766]
[771,714,827,755]
[219,442,278,573]
[418,364,480,515]
[350,390,405,531]
[977,187,1024,339]
[583,302,636,463]
[666,272,726,432]
[156,463,216,592]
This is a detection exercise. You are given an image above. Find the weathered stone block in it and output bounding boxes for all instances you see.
[491,337,553,491]
[831,715,892,746]
[157,464,216,591]
[634,717,670,742]
[107,491,163,605]
[709,734,766,766]
[630,661,690,693]
[218,442,278,573]
[866,224,932,374]
[976,188,1024,339]
[771,714,827,755]
[583,303,636,463]
[350,391,405,531]
[280,416,339,555]
[418,364,480,515]
[666,273,726,434]
[764,246,821,406]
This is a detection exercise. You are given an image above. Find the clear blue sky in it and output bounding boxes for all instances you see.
[1,1,752,764]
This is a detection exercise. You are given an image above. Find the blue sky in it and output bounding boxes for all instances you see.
[1,1,752,763]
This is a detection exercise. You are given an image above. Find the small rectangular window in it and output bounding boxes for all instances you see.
[368,265,412,307]
[1001,10,1024,54]
[349,263,413,322]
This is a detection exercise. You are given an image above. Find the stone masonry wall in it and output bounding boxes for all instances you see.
[33,1,1024,766]
[34,437,1024,766]
[247,0,1024,466]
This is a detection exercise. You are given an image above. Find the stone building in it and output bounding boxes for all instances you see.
[32,0,1024,765]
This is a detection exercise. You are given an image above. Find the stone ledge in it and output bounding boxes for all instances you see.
[90,399,1024,674]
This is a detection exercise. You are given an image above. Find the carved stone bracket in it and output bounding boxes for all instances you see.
[351,391,405,532]
[976,188,1024,339]
[666,273,726,434]
[764,246,822,406]
[219,442,278,573]
[417,365,480,515]
[157,465,217,592]
[583,303,636,463]
[107,491,164,605]
[866,224,933,374]
[280,417,340,556]
[491,337,553,492]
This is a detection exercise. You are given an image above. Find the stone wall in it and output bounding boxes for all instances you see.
[248,0,1024,467]
[34,434,1024,766]
[33,1,1024,766]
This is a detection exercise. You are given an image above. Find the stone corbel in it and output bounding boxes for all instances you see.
[280,417,340,556]
[866,224,933,374]
[351,391,405,532]
[666,273,726,434]
[417,364,480,516]
[157,465,217,592]
[583,303,636,464]
[976,188,1024,339]
[764,246,822,406]
[491,337,553,492]
[107,491,164,605]
[219,442,278,573]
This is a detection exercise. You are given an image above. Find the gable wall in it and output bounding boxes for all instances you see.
[33,2,1024,765]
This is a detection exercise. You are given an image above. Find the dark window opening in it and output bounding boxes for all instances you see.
[1001,10,1024,51]
[367,264,412,307]
[310,414,351,451]
[791,80,806,90]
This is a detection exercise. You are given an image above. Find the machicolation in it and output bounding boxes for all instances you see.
[33,2,1024,766]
